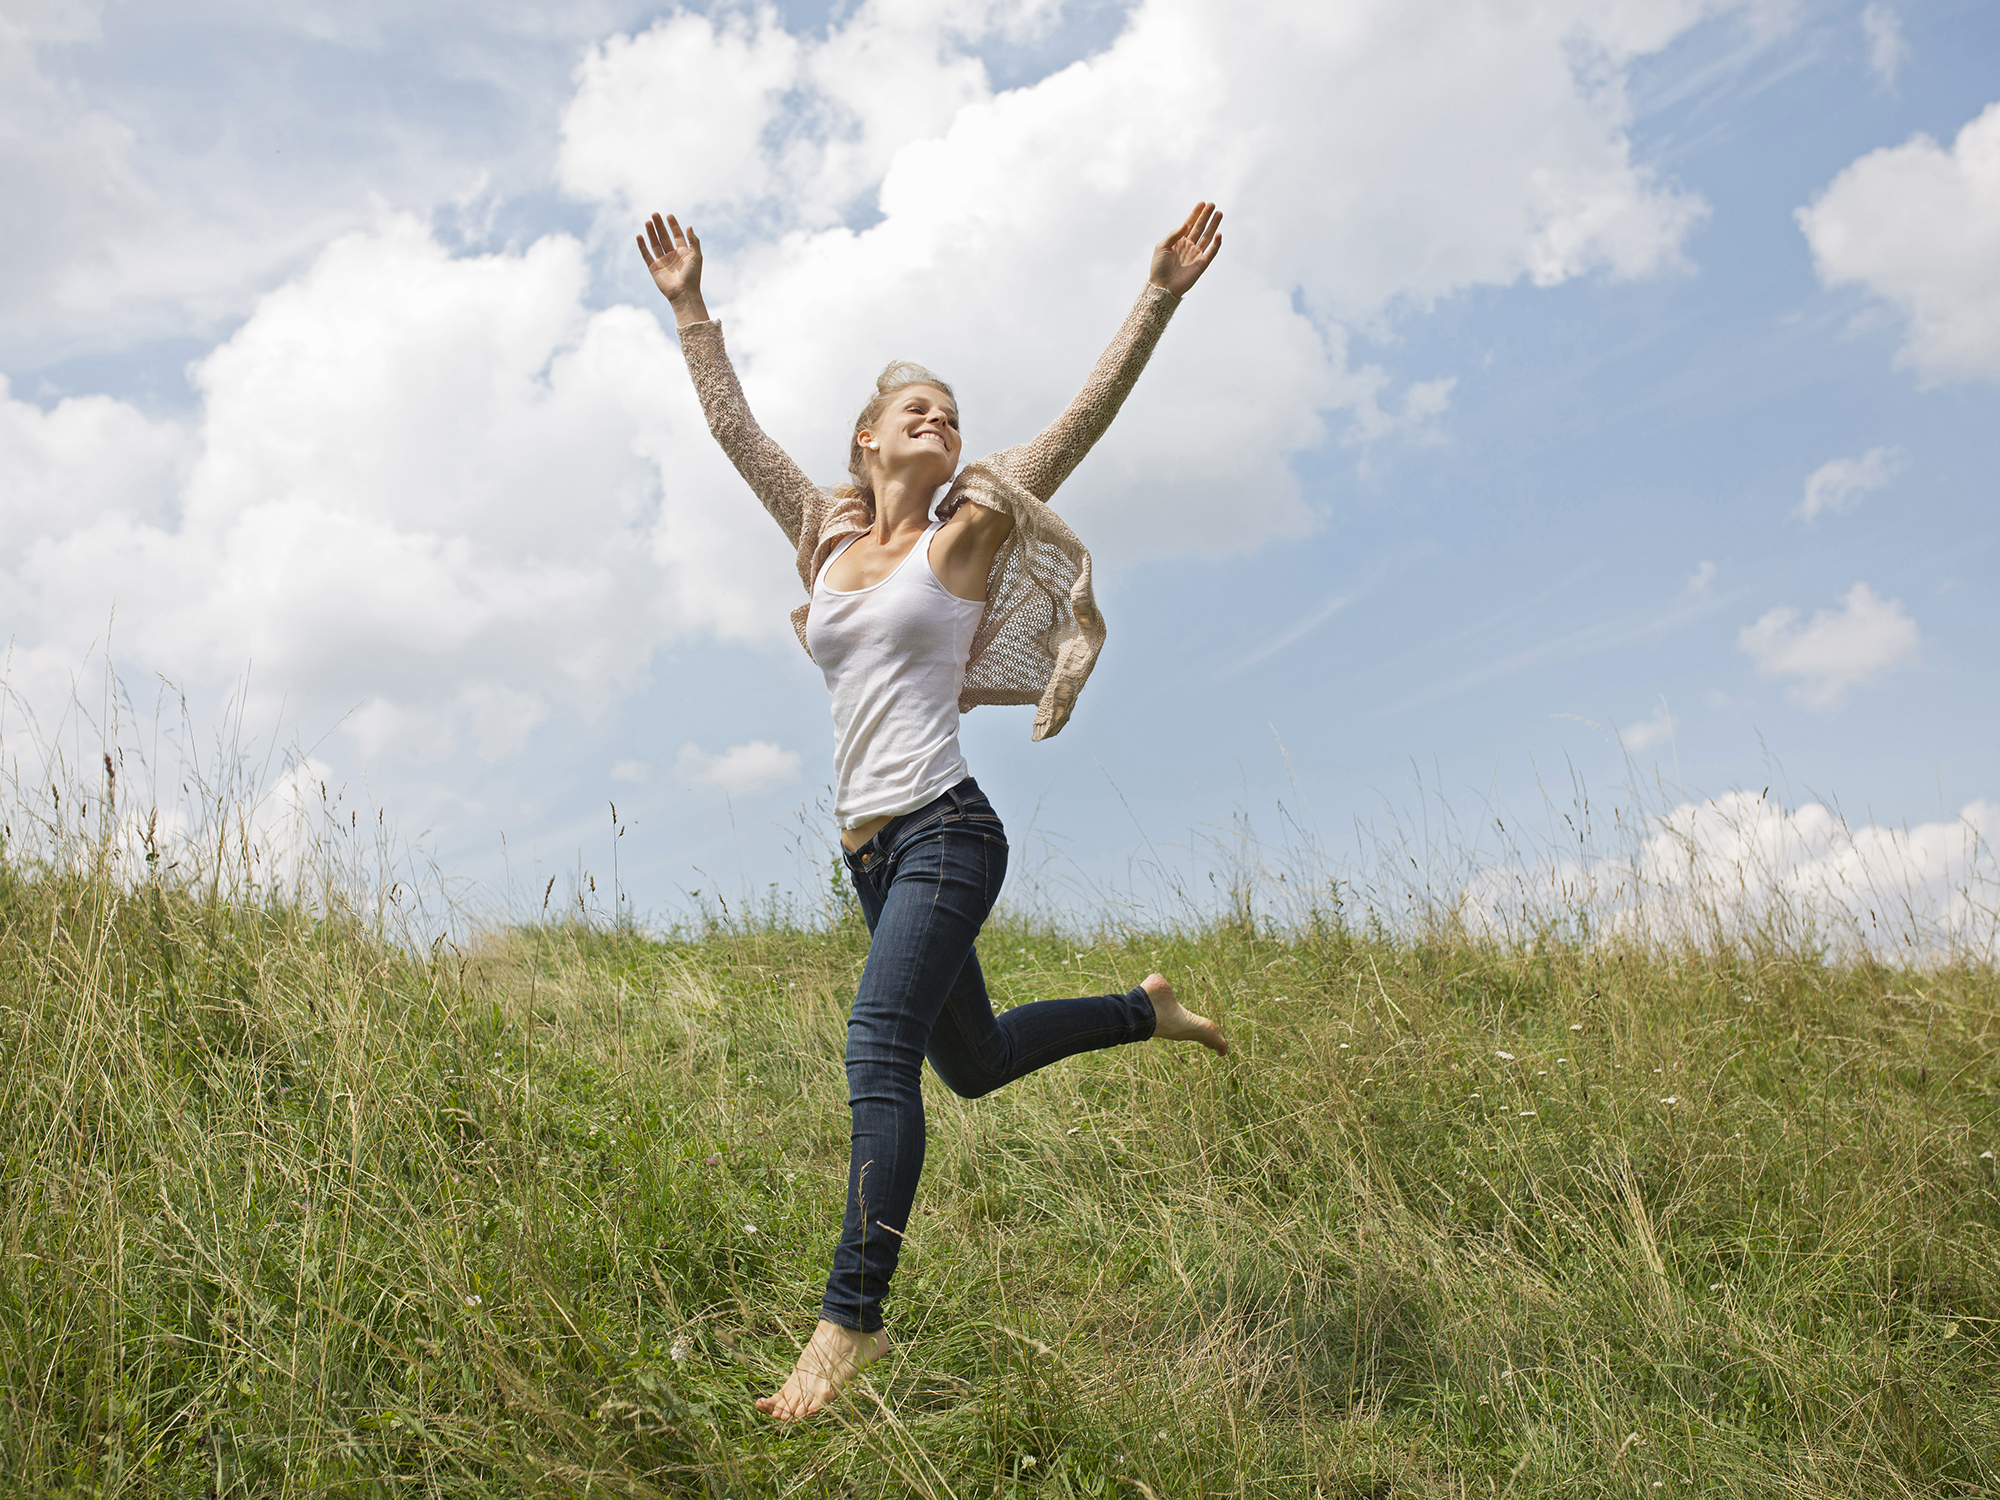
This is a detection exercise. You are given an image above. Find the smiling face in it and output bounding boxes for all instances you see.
[857,384,962,488]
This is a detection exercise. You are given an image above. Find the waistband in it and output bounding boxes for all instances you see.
[845,777,991,871]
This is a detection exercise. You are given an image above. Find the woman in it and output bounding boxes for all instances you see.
[638,203,1229,1421]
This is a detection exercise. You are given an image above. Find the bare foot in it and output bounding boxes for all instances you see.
[1141,973,1228,1056]
[754,1318,890,1421]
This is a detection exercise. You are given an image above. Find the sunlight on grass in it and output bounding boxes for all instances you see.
[0,727,1994,1496]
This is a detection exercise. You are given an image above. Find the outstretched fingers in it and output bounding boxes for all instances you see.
[637,212,698,269]
[1157,200,1209,255]
[1183,203,1221,260]
[637,212,665,267]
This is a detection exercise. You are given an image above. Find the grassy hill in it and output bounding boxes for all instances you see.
[1,850,1995,1497]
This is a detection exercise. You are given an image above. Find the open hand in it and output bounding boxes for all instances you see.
[637,212,706,322]
[1149,201,1222,297]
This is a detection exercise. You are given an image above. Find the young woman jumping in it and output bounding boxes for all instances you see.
[638,202,1230,1421]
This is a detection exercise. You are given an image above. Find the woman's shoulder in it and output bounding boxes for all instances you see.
[942,453,1040,512]
[810,487,873,538]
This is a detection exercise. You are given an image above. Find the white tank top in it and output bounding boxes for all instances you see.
[806,519,986,829]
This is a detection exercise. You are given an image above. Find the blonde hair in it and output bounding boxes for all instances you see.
[837,360,957,504]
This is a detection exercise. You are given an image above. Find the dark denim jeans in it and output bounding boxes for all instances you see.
[822,777,1156,1332]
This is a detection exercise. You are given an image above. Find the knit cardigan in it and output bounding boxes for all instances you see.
[676,283,1181,741]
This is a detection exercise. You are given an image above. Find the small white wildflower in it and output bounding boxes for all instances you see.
[743,1223,758,1235]
[1556,1058,1567,1064]
[1470,1092,1482,1099]
[1981,1151,1994,1161]
[464,1295,482,1308]
[1661,1096,1678,1105]
[1709,1283,1724,1291]
[1569,1023,1583,1031]
[1519,1110,1536,1117]
[1066,1126,1081,1135]
[1536,1070,1547,1076]
[670,1335,691,1362]
[1156,1431,1168,1442]
[1496,1050,1515,1060]
[1020,1456,1037,1469]
[1339,1043,1350,1049]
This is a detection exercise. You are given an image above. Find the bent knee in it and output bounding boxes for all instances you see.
[927,1062,1001,1100]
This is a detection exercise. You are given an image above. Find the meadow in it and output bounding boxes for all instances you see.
[0,791,1996,1498]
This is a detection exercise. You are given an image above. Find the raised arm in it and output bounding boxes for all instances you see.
[985,202,1222,503]
[639,212,821,547]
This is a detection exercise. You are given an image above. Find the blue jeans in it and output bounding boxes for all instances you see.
[822,777,1156,1332]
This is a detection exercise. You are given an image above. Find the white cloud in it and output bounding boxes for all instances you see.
[0,376,187,552]
[1737,581,1919,708]
[1620,701,1676,752]
[1798,102,2000,384]
[674,740,802,796]
[0,8,356,360]
[3,0,1741,782]
[1461,792,2000,959]
[1686,559,1717,592]
[562,0,1724,558]
[2,215,800,762]
[610,759,650,785]
[559,9,804,221]
[1797,444,1900,521]
[0,2,672,364]
[1860,4,1907,87]
[562,1,1074,233]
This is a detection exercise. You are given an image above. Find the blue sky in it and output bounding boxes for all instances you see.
[2,0,1995,934]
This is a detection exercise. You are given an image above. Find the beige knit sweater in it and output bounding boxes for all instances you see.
[677,283,1181,740]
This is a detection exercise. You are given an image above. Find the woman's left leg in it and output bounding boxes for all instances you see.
[925,945,1157,1101]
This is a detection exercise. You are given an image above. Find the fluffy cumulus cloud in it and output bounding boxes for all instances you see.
[5,0,1736,777]
[1798,101,2000,384]
[1797,445,1899,521]
[674,739,802,796]
[562,0,1722,558]
[1737,581,1920,709]
[0,377,186,549]
[1462,793,2000,958]
[3,215,800,761]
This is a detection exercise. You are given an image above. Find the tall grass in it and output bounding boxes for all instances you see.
[0,734,1995,1495]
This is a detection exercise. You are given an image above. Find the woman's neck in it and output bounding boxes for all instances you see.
[870,478,939,541]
